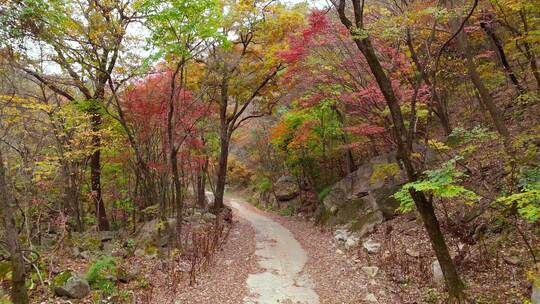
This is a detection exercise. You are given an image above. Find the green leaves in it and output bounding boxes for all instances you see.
[497,166,540,222]
[139,0,223,58]
[393,157,480,212]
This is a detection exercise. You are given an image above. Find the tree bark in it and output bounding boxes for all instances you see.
[0,150,29,304]
[90,112,110,231]
[480,20,525,95]
[456,29,511,140]
[213,127,230,212]
[197,157,208,208]
[518,10,540,91]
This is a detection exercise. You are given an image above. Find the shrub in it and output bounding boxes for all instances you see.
[85,256,117,294]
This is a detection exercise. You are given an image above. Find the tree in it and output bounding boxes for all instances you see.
[332,0,466,300]
[207,1,306,211]
[1,0,140,230]
[137,0,221,244]
[0,149,29,304]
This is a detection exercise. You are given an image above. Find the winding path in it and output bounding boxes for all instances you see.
[229,198,320,304]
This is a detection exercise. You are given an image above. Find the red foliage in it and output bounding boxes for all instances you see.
[122,69,211,170]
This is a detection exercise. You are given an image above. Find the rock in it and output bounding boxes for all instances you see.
[79,251,91,260]
[102,241,115,255]
[54,272,90,299]
[532,283,540,304]
[335,249,344,255]
[405,248,420,258]
[99,231,117,242]
[112,248,128,258]
[345,235,360,249]
[202,212,217,222]
[431,260,444,286]
[274,176,300,201]
[321,152,408,235]
[221,206,233,223]
[503,255,521,266]
[117,265,141,283]
[191,211,203,221]
[362,266,379,278]
[334,229,350,242]
[71,247,80,258]
[135,218,176,247]
[365,293,379,303]
[134,249,145,257]
[363,239,381,254]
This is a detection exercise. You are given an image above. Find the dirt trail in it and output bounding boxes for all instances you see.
[229,198,320,304]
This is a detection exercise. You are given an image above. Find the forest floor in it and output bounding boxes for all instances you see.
[161,194,399,304]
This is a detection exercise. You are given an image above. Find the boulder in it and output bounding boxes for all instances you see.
[363,239,381,254]
[321,152,407,236]
[202,212,217,222]
[431,260,444,286]
[135,218,176,248]
[274,176,300,201]
[53,271,90,299]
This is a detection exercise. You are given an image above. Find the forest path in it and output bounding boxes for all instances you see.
[228,197,320,304]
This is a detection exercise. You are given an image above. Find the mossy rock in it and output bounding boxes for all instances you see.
[69,233,101,252]
[327,198,370,226]
[52,270,74,290]
[141,204,160,218]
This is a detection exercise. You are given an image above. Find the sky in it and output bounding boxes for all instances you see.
[287,0,330,9]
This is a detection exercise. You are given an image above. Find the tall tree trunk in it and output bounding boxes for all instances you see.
[333,106,355,174]
[171,150,184,246]
[68,172,83,232]
[363,36,466,301]
[519,10,540,91]
[456,30,511,140]
[0,150,29,304]
[335,1,465,299]
[480,20,525,94]
[90,112,110,231]
[213,127,230,212]
[197,157,208,208]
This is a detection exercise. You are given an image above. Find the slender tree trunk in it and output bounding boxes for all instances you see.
[171,150,184,246]
[518,11,540,91]
[333,106,355,174]
[456,30,511,140]
[197,157,208,208]
[334,1,465,299]
[68,172,83,232]
[480,21,525,94]
[362,37,466,300]
[90,112,110,231]
[0,150,29,304]
[214,127,230,212]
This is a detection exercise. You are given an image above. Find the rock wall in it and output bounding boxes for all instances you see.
[321,152,407,236]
